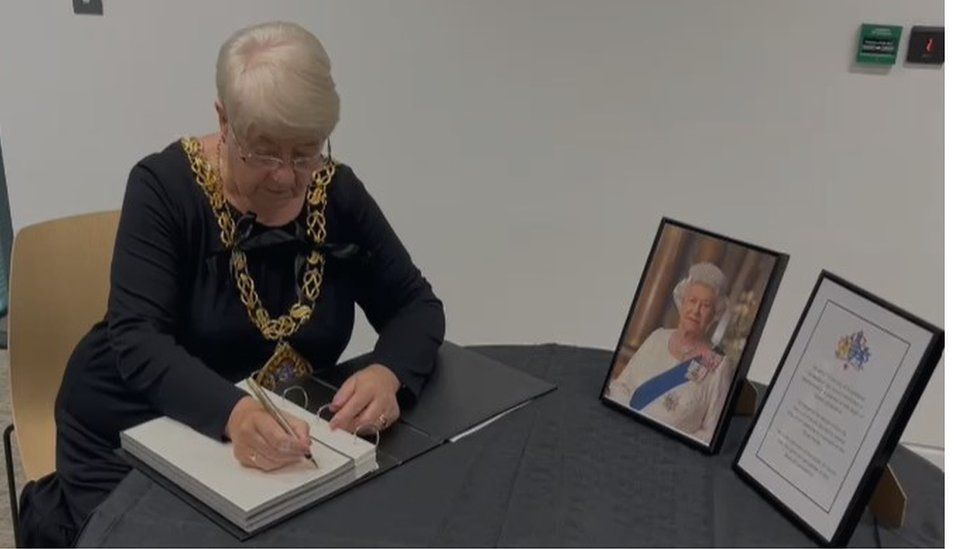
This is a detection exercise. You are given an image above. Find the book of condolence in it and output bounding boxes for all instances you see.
[120,380,378,533]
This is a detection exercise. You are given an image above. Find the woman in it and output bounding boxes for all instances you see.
[19,21,445,546]
[606,262,733,444]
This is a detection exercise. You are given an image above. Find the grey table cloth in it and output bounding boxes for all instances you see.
[76,344,943,547]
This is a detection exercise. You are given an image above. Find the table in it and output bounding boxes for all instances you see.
[76,345,943,547]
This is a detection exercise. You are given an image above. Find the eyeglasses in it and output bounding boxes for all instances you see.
[254,373,383,444]
[229,129,327,173]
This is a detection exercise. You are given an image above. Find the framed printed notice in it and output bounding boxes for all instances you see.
[734,271,944,547]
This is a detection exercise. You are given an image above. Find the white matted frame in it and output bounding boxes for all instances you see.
[734,271,944,547]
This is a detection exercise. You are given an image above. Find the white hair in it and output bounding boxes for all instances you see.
[216,21,339,142]
[672,262,729,318]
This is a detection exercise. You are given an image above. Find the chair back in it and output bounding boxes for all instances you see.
[8,211,120,480]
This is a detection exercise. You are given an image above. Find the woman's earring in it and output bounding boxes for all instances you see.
[326,139,333,164]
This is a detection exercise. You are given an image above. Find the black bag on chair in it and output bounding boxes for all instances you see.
[18,473,78,548]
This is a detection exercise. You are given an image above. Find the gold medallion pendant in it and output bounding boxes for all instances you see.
[255,340,314,391]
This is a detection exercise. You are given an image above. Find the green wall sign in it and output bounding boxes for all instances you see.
[857,24,902,65]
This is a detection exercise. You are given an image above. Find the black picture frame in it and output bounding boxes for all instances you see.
[599,217,789,454]
[732,271,944,547]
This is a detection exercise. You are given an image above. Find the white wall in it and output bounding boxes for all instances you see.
[0,1,943,449]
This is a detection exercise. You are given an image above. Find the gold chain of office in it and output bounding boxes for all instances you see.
[181,137,336,341]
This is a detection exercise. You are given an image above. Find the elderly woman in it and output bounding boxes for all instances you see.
[606,262,733,444]
[19,22,444,546]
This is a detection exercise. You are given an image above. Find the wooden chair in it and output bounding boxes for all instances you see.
[3,211,119,546]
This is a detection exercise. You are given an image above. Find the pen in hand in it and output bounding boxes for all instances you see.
[245,377,319,468]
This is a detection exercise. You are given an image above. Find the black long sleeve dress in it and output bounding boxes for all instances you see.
[20,139,445,545]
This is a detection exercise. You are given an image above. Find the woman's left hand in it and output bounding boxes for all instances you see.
[328,364,401,433]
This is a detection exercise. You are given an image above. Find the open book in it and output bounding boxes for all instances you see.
[120,380,378,533]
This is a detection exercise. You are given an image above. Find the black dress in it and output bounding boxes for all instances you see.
[19,140,445,546]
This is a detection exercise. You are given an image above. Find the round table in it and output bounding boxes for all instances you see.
[77,344,943,547]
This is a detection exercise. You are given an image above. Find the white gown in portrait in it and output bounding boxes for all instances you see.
[606,328,735,444]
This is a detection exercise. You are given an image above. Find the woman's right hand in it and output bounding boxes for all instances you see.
[224,396,312,471]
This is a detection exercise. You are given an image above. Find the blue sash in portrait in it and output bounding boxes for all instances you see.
[628,358,697,410]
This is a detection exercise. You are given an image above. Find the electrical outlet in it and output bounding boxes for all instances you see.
[73,0,103,16]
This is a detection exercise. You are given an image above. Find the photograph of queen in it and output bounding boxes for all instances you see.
[606,262,734,443]
[603,220,785,448]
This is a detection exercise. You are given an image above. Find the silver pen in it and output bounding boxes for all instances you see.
[245,377,319,468]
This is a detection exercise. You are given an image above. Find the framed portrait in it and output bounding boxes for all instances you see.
[600,218,789,454]
[733,271,943,547]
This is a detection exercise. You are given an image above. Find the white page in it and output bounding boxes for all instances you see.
[122,418,350,515]
[120,378,377,518]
